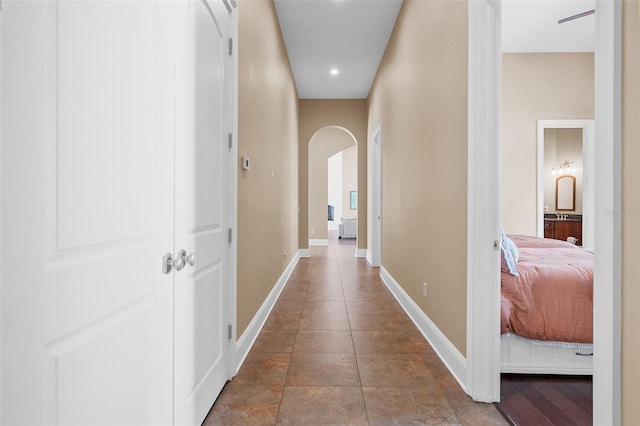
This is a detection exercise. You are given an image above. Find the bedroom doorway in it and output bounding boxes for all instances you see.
[468,1,621,424]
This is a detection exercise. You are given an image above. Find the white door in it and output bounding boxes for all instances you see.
[1,1,175,424]
[173,1,232,424]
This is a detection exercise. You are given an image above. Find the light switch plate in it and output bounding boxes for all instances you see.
[242,156,250,170]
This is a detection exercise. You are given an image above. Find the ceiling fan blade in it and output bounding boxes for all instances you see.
[558,9,595,24]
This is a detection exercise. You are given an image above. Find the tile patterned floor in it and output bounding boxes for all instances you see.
[204,246,508,425]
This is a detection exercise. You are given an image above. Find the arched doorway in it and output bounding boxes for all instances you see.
[308,126,358,248]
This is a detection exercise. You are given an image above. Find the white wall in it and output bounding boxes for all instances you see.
[327,152,342,230]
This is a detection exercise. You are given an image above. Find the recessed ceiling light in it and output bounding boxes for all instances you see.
[330,68,340,76]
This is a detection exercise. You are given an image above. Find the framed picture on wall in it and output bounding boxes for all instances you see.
[350,191,357,210]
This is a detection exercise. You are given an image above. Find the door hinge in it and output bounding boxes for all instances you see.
[228,133,233,149]
[493,240,500,250]
[228,38,233,56]
[228,228,233,244]
[228,324,232,339]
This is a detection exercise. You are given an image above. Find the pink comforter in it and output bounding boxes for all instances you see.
[501,235,593,344]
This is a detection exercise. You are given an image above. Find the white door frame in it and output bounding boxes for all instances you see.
[467,1,622,423]
[466,0,502,402]
[226,0,239,379]
[536,119,595,247]
[592,1,622,423]
[369,124,382,267]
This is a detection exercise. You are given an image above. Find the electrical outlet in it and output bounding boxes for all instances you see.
[311,229,315,235]
[422,282,427,298]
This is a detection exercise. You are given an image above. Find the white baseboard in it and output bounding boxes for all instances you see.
[299,249,310,258]
[366,251,373,265]
[235,249,303,373]
[355,249,367,258]
[380,266,467,392]
[309,239,328,246]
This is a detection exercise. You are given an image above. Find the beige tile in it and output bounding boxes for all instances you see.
[272,300,304,314]
[352,330,431,353]
[233,352,291,386]
[298,312,350,330]
[286,352,360,386]
[345,300,404,314]
[363,387,461,425]
[348,312,416,331]
[263,312,300,330]
[293,330,354,353]
[302,300,347,314]
[357,353,435,387]
[279,289,306,301]
[343,290,394,302]
[252,330,297,353]
[340,279,387,292]
[277,386,368,425]
[284,280,308,292]
[304,288,345,301]
[203,384,282,426]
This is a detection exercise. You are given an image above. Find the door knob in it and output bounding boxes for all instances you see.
[162,252,174,274]
[186,252,196,267]
[173,249,187,271]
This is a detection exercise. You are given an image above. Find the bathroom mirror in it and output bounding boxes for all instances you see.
[556,175,576,211]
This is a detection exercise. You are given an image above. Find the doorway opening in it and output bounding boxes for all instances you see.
[327,147,358,247]
[308,126,358,248]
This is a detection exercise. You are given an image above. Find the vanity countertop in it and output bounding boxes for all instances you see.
[544,218,582,222]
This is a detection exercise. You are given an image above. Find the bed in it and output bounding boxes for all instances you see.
[500,234,593,375]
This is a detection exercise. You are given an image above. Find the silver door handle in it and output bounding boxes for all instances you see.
[173,249,187,271]
[186,252,196,267]
[162,252,174,275]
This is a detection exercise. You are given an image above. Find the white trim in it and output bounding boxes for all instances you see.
[308,239,328,246]
[466,0,501,403]
[355,249,367,258]
[234,249,304,373]
[380,267,467,391]
[593,1,621,424]
[299,249,311,258]
[535,119,595,247]
[365,250,373,266]
[226,4,239,380]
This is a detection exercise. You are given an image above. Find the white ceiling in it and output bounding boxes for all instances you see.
[502,0,595,53]
[274,0,595,100]
[273,0,402,99]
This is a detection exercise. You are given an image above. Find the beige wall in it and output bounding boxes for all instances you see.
[342,146,358,219]
[237,0,299,336]
[543,128,583,214]
[308,127,356,240]
[367,0,468,354]
[622,1,640,423]
[502,53,594,234]
[299,100,368,250]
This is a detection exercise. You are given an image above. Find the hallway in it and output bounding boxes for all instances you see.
[205,246,508,425]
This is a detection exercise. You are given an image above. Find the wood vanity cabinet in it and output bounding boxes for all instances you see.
[544,220,582,245]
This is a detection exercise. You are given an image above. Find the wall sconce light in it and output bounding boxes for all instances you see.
[551,160,574,176]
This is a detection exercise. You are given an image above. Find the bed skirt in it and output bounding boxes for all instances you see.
[501,333,593,375]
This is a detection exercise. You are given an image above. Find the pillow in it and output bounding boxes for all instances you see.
[500,230,519,277]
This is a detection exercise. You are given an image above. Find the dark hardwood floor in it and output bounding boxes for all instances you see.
[494,374,592,426]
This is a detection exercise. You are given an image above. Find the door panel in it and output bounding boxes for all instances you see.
[1,1,175,424]
[173,1,231,424]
